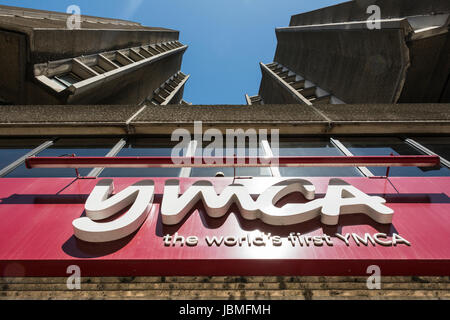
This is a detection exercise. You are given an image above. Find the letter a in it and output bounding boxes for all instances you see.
[320,179,394,225]
[73,179,155,242]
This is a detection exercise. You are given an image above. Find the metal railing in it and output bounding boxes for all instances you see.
[25,155,440,169]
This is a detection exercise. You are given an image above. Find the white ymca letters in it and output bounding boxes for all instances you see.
[73,178,394,242]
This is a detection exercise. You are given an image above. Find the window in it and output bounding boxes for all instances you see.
[412,137,450,161]
[53,73,83,88]
[338,137,450,177]
[91,65,107,74]
[0,138,47,176]
[6,138,118,178]
[100,138,180,177]
[2,136,448,178]
[110,58,124,67]
[190,139,271,177]
[278,138,362,177]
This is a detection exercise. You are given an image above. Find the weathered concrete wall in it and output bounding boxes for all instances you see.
[442,78,450,102]
[274,28,410,103]
[1,276,449,300]
[258,67,299,104]
[24,80,61,105]
[0,10,180,64]
[0,30,26,104]
[399,33,450,103]
[290,0,450,26]
[0,5,154,29]
[0,5,182,105]
[30,29,179,64]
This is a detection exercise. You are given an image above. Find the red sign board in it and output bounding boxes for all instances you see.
[0,177,449,276]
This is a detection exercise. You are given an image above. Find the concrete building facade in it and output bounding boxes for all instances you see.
[246,0,450,105]
[0,5,190,106]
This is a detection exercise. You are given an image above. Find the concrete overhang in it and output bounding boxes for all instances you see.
[289,0,450,27]
[278,2,450,104]
[0,104,448,136]
[409,14,450,40]
[0,5,180,65]
[277,14,449,40]
[33,43,187,104]
[277,18,414,33]
[66,46,187,101]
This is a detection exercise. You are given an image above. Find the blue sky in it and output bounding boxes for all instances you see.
[2,0,343,104]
